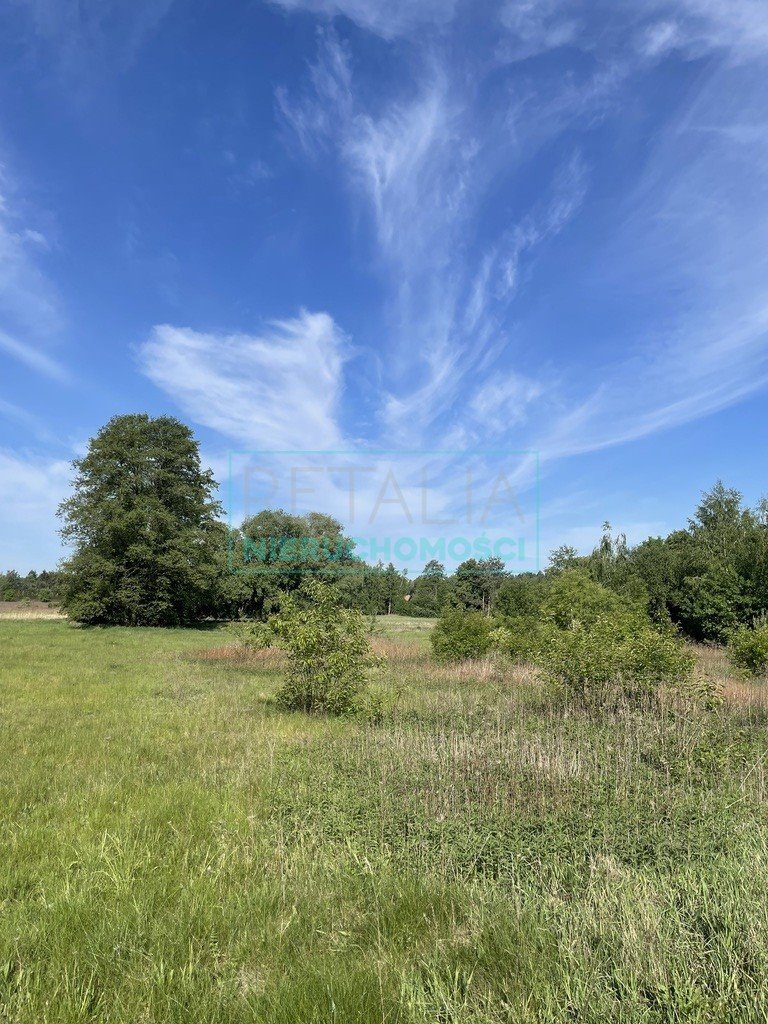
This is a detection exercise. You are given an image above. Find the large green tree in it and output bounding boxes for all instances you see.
[408,559,449,615]
[58,414,222,625]
[451,556,508,614]
[235,509,358,618]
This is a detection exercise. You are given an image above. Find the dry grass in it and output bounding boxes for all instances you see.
[695,641,768,711]
[193,644,286,669]
[0,600,65,620]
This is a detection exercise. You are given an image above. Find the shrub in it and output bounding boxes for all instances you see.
[541,570,637,631]
[273,580,380,715]
[539,614,695,707]
[676,566,749,643]
[431,609,492,662]
[354,682,401,724]
[494,574,548,619]
[228,618,275,650]
[489,615,545,663]
[729,620,768,678]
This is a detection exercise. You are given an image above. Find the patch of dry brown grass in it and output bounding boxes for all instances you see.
[0,600,65,619]
[694,642,768,710]
[370,637,426,665]
[193,644,286,668]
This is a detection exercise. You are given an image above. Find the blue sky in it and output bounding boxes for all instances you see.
[1,0,768,572]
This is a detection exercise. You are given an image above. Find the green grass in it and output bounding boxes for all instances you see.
[2,620,768,1022]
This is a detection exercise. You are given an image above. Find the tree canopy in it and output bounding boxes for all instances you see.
[58,414,222,625]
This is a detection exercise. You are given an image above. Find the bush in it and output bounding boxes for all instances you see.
[541,570,637,631]
[228,618,275,650]
[539,614,695,707]
[431,609,492,662]
[729,620,768,677]
[494,574,548,619]
[675,566,749,643]
[489,615,545,663]
[399,602,439,618]
[273,580,380,715]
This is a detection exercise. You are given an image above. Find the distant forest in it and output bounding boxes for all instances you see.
[4,465,767,645]
[3,416,766,637]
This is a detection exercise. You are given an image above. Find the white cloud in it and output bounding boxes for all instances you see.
[266,0,458,39]
[0,449,71,571]
[0,176,61,341]
[270,1,768,475]
[275,32,354,155]
[10,0,176,75]
[469,375,544,434]
[496,151,589,297]
[638,19,683,58]
[139,311,349,450]
[0,331,69,383]
[276,33,593,448]
[0,166,68,381]
[344,73,463,266]
[500,0,580,60]
[495,0,768,65]
[0,398,58,442]
[659,0,768,61]
[531,62,768,460]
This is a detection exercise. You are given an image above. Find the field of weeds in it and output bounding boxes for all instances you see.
[1,618,767,1022]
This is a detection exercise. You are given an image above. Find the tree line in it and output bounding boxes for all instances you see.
[4,414,766,641]
[0,569,63,604]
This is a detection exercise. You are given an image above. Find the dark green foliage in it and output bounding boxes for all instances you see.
[637,484,766,640]
[380,561,410,614]
[541,569,637,630]
[495,572,547,618]
[273,580,381,715]
[58,414,222,626]
[489,571,695,705]
[625,533,688,623]
[729,619,768,677]
[489,615,545,662]
[431,608,492,662]
[407,559,449,615]
[0,569,63,603]
[551,483,768,644]
[547,543,579,573]
[234,509,357,619]
[539,612,695,706]
[8,454,760,638]
[453,555,507,614]
[676,565,750,643]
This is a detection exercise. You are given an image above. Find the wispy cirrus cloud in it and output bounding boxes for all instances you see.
[0,448,71,569]
[0,165,69,382]
[266,0,458,39]
[277,31,589,446]
[496,0,768,64]
[0,397,59,443]
[531,59,768,458]
[0,331,69,383]
[139,311,349,450]
[0,179,59,339]
[269,0,768,470]
[8,0,176,76]
[267,0,768,62]
[638,0,768,62]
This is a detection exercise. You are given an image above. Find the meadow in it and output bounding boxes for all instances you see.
[2,617,768,1023]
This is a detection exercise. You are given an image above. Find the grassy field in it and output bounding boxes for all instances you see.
[2,619,768,1022]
